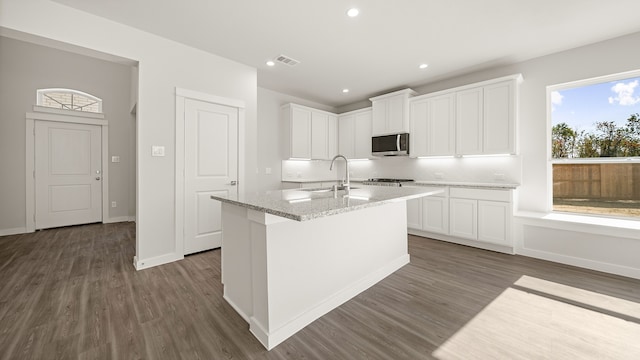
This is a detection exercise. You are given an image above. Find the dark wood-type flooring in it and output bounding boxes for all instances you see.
[1,222,639,359]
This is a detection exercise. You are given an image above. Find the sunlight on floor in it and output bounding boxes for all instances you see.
[433,275,640,359]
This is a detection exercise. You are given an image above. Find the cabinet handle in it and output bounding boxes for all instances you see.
[396,134,401,151]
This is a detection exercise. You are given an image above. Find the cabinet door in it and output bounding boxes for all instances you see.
[478,200,510,246]
[409,99,428,157]
[354,110,372,159]
[449,198,477,240]
[338,114,355,158]
[456,87,483,155]
[387,95,406,134]
[483,81,514,154]
[406,198,422,230]
[291,107,312,158]
[428,93,456,156]
[372,99,387,136]
[311,112,329,159]
[328,114,338,159]
[422,196,449,234]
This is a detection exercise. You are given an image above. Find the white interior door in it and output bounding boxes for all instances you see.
[35,121,102,229]
[184,99,238,255]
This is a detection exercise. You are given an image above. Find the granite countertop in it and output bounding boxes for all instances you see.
[411,181,520,189]
[211,186,444,221]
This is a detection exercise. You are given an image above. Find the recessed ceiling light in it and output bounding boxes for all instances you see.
[266,60,275,67]
[347,8,359,17]
[342,89,350,93]
[419,63,429,69]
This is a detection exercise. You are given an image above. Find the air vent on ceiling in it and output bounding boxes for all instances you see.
[275,54,300,67]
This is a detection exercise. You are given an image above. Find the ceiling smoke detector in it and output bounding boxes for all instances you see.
[275,54,300,67]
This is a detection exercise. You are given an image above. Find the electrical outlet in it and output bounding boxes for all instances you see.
[265,167,272,175]
[111,155,120,163]
[494,173,506,181]
[111,201,117,208]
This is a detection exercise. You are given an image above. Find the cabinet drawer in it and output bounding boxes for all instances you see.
[449,187,511,202]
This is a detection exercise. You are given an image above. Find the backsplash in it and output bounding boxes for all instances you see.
[282,156,522,184]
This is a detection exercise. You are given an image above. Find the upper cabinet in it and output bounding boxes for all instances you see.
[410,92,456,157]
[370,89,417,136]
[282,103,338,160]
[409,74,521,157]
[456,78,517,155]
[338,108,372,159]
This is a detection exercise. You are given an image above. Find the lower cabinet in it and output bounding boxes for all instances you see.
[408,185,514,253]
[406,186,449,235]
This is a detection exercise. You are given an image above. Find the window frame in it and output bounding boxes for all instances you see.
[36,88,103,113]
[547,69,640,218]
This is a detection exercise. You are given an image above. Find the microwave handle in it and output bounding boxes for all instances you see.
[396,134,401,151]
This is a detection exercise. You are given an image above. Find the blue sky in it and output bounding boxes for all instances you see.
[551,76,640,134]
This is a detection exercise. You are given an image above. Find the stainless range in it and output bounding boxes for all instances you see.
[362,178,415,187]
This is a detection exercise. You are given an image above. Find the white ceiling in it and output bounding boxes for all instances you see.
[54,0,640,108]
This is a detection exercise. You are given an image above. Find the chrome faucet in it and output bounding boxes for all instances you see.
[330,154,350,192]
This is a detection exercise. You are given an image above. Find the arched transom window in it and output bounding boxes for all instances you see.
[37,88,102,113]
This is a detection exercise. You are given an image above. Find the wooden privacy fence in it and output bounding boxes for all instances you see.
[553,163,640,200]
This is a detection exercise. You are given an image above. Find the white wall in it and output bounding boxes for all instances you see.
[0,0,258,269]
[0,36,135,233]
[256,87,336,192]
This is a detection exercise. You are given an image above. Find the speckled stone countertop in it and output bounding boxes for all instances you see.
[211,186,444,221]
[410,181,519,189]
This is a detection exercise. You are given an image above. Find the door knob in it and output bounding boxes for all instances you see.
[96,177,101,180]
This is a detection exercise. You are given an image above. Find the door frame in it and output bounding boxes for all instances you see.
[25,106,109,232]
[174,88,245,256]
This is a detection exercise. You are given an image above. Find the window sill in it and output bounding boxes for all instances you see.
[515,211,640,238]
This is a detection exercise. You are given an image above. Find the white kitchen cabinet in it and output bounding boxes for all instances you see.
[410,92,456,157]
[455,79,516,155]
[478,200,510,246]
[406,198,422,229]
[449,187,512,245]
[282,103,338,160]
[456,87,483,155]
[370,89,416,136]
[406,186,448,234]
[338,108,372,159]
[328,114,338,158]
[449,198,477,240]
[483,81,515,154]
[422,196,449,234]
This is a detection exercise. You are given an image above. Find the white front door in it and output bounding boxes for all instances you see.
[184,99,238,255]
[35,121,102,229]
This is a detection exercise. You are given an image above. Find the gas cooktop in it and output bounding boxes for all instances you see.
[362,178,415,187]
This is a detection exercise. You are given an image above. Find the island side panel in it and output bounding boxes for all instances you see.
[252,201,410,350]
[220,202,253,322]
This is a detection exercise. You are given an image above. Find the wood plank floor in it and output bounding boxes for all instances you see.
[1,222,639,359]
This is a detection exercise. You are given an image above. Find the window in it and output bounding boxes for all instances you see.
[37,88,102,113]
[549,71,640,218]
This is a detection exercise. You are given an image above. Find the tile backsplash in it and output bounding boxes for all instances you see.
[282,155,522,184]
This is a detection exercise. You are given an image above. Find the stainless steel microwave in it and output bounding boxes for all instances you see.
[372,133,409,156]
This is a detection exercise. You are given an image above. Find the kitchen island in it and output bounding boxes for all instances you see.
[211,185,443,350]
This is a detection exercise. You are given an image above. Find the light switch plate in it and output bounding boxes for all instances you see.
[265,167,272,175]
[152,146,165,157]
[111,155,120,163]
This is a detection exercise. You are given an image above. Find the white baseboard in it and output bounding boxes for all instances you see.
[104,216,136,224]
[248,254,410,350]
[408,228,515,254]
[0,227,28,236]
[133,252,184,271]
[517,247,640,280]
